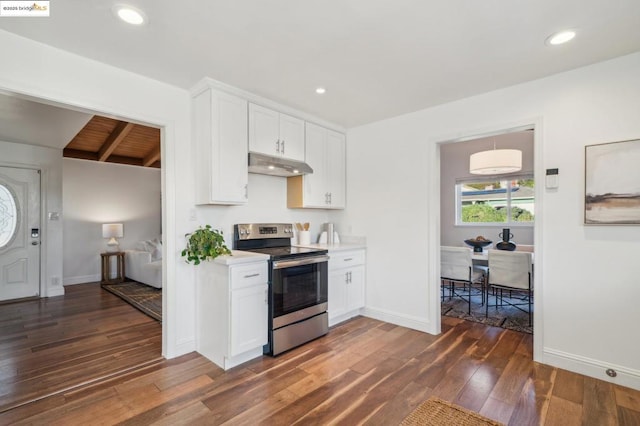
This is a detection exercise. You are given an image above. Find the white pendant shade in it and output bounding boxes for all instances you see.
[469,149,522,175]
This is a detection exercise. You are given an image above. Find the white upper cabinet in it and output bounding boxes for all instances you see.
[325,129,346,208]
[299,122,327,206]
[249,103,304,161]
[193,88,248,205]
[287,122,346,209]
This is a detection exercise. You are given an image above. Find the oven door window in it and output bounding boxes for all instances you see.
[272,261,328,318]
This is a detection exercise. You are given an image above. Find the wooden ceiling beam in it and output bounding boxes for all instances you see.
[142,145,161,167]
[63,149,146,167]
[105,155,144,166]
[63,149,98,161]
[98,121,134,162]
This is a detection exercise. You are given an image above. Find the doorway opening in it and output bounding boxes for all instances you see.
[437,125,539,358]
[0,92,165,412]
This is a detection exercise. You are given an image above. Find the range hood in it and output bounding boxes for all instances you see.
[248,152,313,177]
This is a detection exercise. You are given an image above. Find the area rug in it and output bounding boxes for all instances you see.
[101,281,162,322]
[441,288,532,334]
[400,397,504,426]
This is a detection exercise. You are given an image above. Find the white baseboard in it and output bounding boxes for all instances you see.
[64,274,100,285]
[329,310,361,327]
[544,347,640,391]
[361,306,435,334]
[165,337,196,359]
[45,287,65,297]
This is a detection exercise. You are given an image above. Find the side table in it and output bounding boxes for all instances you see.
[101,251,125,284]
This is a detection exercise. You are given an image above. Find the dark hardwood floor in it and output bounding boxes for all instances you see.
[1,291,639,424]
[0,283,162,413]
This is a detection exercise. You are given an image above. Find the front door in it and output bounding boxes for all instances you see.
[0,166,41,300]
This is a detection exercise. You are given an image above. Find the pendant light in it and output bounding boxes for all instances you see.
[469,140,522,175]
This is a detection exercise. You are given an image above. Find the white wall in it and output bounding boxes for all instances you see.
[341,52,640,389]
[0,140,63,297]
[440,131,534,247]
[0,29,192,358]
[62,158,161,284]
[195,173,330,246]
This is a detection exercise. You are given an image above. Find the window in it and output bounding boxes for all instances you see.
[0,184,18,248]
[456,177,534,225]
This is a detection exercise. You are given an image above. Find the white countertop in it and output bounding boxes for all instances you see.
[294,243,366,252]
[213,250,270,265]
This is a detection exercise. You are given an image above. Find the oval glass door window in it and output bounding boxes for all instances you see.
[0,184,18,248]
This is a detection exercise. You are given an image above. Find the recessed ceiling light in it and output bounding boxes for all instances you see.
[315,87,326,94]
[114,5,146,25]
[546,30,576,46]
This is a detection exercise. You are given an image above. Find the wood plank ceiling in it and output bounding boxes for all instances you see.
[64,116,161,168]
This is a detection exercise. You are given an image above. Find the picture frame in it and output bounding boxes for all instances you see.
[585,138,640,224]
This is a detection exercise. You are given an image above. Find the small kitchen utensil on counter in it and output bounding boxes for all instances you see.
[298,230,311,245]
[324,223,334,244]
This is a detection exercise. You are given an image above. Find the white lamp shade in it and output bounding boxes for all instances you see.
[102,223,124,238]
[469,149,522,175]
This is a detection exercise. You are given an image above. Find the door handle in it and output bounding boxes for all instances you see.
[31,241,39,246]
[281,140,285,154]
[276,140,280,153]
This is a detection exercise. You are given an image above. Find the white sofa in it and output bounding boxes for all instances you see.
[125,238,162,288]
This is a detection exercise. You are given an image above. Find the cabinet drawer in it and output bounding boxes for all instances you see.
[329,250,365,270]
[231,262,268,290]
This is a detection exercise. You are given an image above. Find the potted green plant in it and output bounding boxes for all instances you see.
[181,225,231,265]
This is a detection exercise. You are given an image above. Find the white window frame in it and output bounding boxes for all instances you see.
[455,175,534,227]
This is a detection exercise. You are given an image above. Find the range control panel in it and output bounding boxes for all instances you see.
[234,223,294,240]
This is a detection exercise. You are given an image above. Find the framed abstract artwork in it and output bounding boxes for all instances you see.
[585,139,640,224]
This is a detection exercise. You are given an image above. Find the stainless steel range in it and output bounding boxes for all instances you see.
[233,223,329,356]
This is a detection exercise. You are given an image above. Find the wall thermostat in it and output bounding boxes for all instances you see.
[546,168,559,189]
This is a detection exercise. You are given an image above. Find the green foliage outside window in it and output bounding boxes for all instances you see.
[462,203,507,222]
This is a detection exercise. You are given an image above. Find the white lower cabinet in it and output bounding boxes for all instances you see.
[230,284,268,357]
[328,249,365,326]
[197,259,268,370]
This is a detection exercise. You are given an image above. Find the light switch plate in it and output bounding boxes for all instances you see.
[545,168,559,189]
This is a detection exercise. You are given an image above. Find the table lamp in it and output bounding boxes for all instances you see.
[102,223,123,252]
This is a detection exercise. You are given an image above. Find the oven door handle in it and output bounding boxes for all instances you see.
[273,255,330,269]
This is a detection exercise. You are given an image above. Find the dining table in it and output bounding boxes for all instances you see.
[471,250,534,263]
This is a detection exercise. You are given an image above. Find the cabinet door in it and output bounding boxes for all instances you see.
[328,268,348,321]
[230,284,268,357]
[194,89,248,205]
[302,122,328,207]
[346,265,365,311]
[249,103,280,156]
[326,130,346,209]
[279,113,305,161]
[213,92,248,203]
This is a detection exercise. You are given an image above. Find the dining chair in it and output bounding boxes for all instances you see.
[441,246,485,314]
[486,250,533,325]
